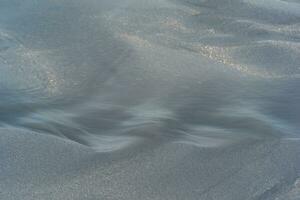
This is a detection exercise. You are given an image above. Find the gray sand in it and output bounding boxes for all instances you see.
[1,0,300,199]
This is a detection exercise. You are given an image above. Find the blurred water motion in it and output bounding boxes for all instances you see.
[0,0,300,199]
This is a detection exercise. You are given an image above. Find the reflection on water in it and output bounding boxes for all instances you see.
[0,0,299,151]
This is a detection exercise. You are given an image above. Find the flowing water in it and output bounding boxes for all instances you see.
[0,0,300,199]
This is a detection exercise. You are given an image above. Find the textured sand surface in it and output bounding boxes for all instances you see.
[1,0,300,199]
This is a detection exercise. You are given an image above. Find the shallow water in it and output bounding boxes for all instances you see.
[0,0,300,199]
